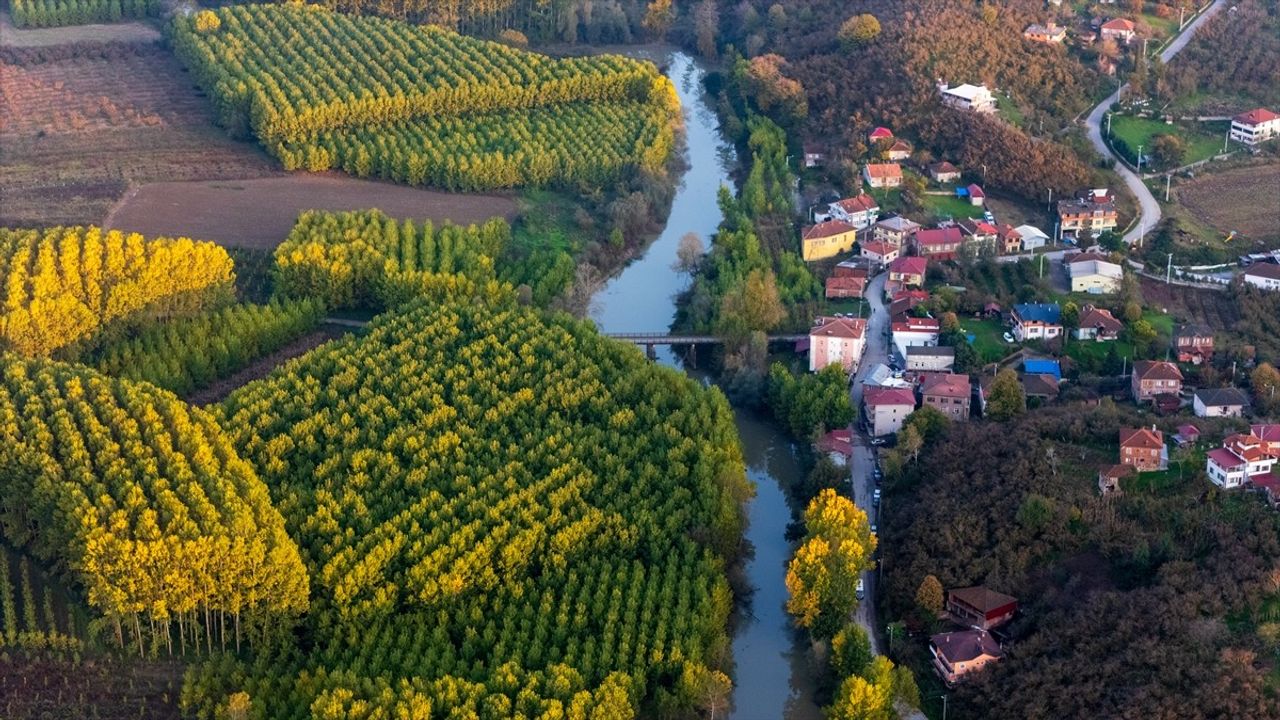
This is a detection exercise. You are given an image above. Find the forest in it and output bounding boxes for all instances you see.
[880,403,1280,718]
[170,4,680,191]
[1164,0,1280,110]
[7,0,158,28]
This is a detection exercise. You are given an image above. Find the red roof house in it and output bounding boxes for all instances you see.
[913,227,964,259]
[869,126,894,141]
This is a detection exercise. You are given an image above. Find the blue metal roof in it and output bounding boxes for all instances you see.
[1023,359,1061,381]
[1014,303,1061,324]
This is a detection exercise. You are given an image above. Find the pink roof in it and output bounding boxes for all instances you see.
[1208,447,1246,469]
[1176,424,1201,438]
[803,220,857,240]
[1253,424,1280,442]
[889,256,928,276]
[811,316,867,340]
[865,163,903,179]
[1102,18,1136,31]
[967,183,986,198]
[889,139,912,152]
[862,241,898,257]
[832,194,879,214]
[869,126,894,140]
[892,317,941,333]
[864,386,917,407]
[1234,108,1280,126]
[922,373,971,399]
[915,227,964,247]
[817,429,854,457]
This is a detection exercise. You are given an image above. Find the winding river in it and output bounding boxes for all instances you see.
[587,50,822,720]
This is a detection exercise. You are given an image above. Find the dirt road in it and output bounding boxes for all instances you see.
[104,175,519,248]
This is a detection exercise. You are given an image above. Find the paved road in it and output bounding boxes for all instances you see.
[847,272,889,655]
[1083,0,1227,245]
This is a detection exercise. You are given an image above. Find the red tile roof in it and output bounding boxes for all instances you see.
[889,255,928,276]
[1100,464,1135,480]
[1176,424,1201,439]
[1245,263,1280,280]
[864,386,917,407]
[832,193,879,214]
[1225,433,1268,462]
[929,161,960,175]
[811,316,867,339]
[892,317,941,333]
[1077,305,1124,333]
[1101,18,1136,31]
[915,227,963,247]
[1120,427,1163,451]
[861,241,898,257]
[931,630,1002,664]
[865,163,903,179]
[922,373,970,399]
[967,183,985,198]
[1133,360,1183,382]
[803,220,857,240]
[889,139,912,153]
[825,276,866,296]
[1208,447,1246,469]
[869,126,894,140]
[1233,108,1280,126]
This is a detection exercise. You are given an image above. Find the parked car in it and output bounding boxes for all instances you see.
[873,488,881,506]
[870,522,877,534]
[856,578,866,600]
[870,437,886,446]
[1003,332,1015,343]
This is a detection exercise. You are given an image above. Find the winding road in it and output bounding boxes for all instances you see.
[1084,0,1227,245]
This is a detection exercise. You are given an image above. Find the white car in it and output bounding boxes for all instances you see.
[856,578,866,601]
[1003,332,1015,343]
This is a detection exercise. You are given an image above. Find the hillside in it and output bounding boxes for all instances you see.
[1164,0,1280,113]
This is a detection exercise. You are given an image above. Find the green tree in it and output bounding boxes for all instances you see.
[786,490,876,639]
[1061,300,1080,329]
[831,623,873,678]
[916,574,944,617]
[1252,362,1280,416]
[986,368,1026,421]
[903,405,949,444]
[1150,133,1186,170]
[837,13,881,48]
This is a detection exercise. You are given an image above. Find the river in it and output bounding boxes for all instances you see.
[587,50,822,720]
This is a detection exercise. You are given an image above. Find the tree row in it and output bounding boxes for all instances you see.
[8,0,157,28]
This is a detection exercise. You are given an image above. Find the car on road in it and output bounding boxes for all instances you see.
[870,522,877,534]
[856,578,865,600]
[870,437,886,446]
[873,488,881,506]
[1003,332,1015,343]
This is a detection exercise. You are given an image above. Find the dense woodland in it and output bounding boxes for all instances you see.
[882,405,1280,718]
[1164,0,1280,110]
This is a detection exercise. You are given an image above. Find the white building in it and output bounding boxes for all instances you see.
[1193,388,1248,418]
[891,317,941,360]
[863,386,917,437]
[906,346,956,372]
[1011,303,1063,342]
[827,194,881,230]
[939,83,996,113]
[1206,434,1278,489]
[1014,225,1050,252]
[1065,253,1123,294]
[1230,108,1280,146]
[1243,263,1280,291]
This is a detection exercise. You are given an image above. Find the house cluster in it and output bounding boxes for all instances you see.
[1206,426,1280,496]
[930,586,1017,685]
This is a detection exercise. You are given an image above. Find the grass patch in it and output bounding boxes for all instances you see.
[921,193,985,223]
[512,189,587,255]
[957,317,1012,363]
[1109,115,1224,168]
[996,93,1026,128]
[821,298,869,317]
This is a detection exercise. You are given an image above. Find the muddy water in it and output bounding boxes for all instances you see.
[586,50,821,720]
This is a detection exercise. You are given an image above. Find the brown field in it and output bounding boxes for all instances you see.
[186,323,352,406]
[0,11,161,47]
[0,44,279,227]
[1178,164,1280,243]
[1140,276,1240,328]
[0,654,184,720]
[105,175,519,248]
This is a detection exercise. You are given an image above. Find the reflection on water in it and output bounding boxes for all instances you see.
[586,50,820,720]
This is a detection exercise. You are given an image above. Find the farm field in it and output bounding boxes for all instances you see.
[0,45,277,227]
[1177,163,1280,243]
[104,175,518,248]
[0,10,159,46]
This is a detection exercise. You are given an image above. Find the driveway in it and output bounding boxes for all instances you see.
[1082,0,1227,245]
[847,271,889,654]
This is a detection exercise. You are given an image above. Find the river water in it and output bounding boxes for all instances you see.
[587,50,822,720]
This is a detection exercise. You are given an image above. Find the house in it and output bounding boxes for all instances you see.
[863,363,912,389]
[1253,425,1280,456]
[887,255,928,288]
[929,161,962,183]
[957,219,999,257]
[1057,190,1118,236]
[1022,358,1061,382]
[801,220,858,261]
[886,139,913,161]
[913,227,964,260]
[946,586,1017,630]
[832,261,869,278]
[828,193,881,230]
[939,83,996,113]
[1100,18,1136,43]
[889,291,930,321]
[816,428,853,463]
[922,373,971,421]
[863,163,903,189]
[860,240,900,266]
[892,317,941,359]
[1013,224,1050,252]
[1193,387,1249,418]
[1174,324,1214,364]
[965,184,986,207]
[1229,108,1280,146]
[1174,424,1201,446]
[825,275,866,299]
[1011,303,1063,342]
[1023,22,1066,43]
[931,630,1002,685]
[1098,464,1134,495]
[1243,263,1280,291]
[1021,373,1060,403]
[874,216,921,245]
[1206,433,1278,489]
[907,346,956,372]
[1065,253,1123,294]
[997,224,1023,255]
[863,386,917,437]
[1131,360,1183,402]
[808,315,868,373]
[1119,427,1166,472]
[868,126,894,143]
[803,144,826,168]
[1073,304,1123,341]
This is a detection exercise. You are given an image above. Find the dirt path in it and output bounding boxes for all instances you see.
[0,11,160,47]
[186,324,350,406]
[104,174,520,248]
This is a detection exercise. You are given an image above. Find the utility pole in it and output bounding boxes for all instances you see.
[1165,174,1171,202]
[982,163,987,184]
[1136,144,1144,173]
[1048,187,1053,212]
[1224,123,1231,153]
[1040,253,1045,278]
[1166,253,1173,284]
[1180,5,1186,28]
[1107,112,1112,137]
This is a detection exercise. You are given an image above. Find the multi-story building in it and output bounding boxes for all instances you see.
[921,372,971,421]
[873,216,921,245]
[1057,190,1118,236]
[863,386,917,437]
[1243,263,1280,291]
[826,193,881,230]
[1230,108,1280,146]
[1174,324,1214,364]
[863,163,903,189]
[939,83,996,113]
[1131,360,1183,402]
[946,586,1018,630]
[913,227,964,260]
[1119,427,1166,472]
[1011,303,1063,342]
[808,315,867,373]
[931,630,1003,686]
[801,220,858,261]
[1206,433,1278,489]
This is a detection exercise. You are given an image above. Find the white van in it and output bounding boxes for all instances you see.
[856,578,866,601]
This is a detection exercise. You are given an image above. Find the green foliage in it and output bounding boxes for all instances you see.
[831,623,873,678]
[915,574,943,616]
[9,0,157,28]
[188,300,752,717]
[0,357,309,650]
[767,363,854,440]
[786,490,875,639]
[838,13,881,48]
[93,299,323,396]
[272,209,512,311]
[985,368,1026,421]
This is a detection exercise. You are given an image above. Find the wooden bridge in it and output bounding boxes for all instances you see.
[605,332,807,359]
